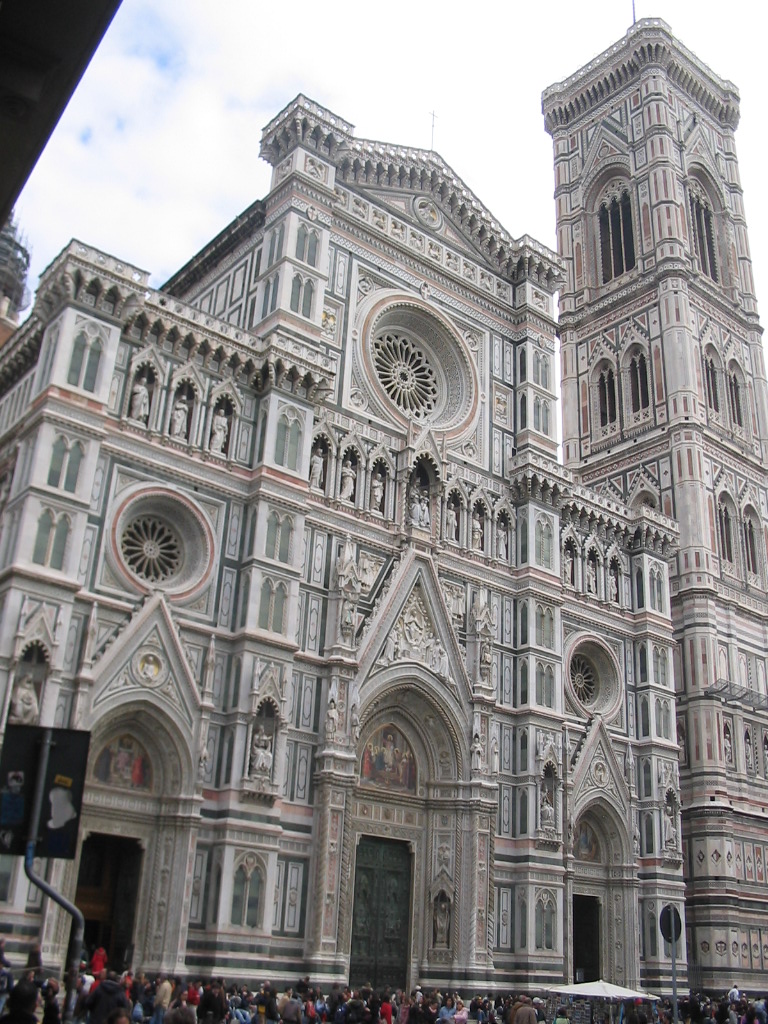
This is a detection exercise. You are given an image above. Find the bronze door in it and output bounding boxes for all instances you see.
[349,836,411,990]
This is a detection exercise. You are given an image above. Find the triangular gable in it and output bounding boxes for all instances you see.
[571,716,630,820]
[356,549,471,699]
[582,123,631,195]
[684,125,726,204]
[84,593,201,731]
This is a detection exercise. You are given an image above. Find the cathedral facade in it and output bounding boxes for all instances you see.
[0,18,759,995]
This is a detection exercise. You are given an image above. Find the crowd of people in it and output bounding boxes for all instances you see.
[0,944,765,1024]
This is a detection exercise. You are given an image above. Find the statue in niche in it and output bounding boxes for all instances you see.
[309,448,325,490]
[445,503,458,541]
[608,570,619,603]
[433,893,450,948]
[210,408,229,453]
[563,547,574,585]
[663,798,677,848]
[370,470,384,511]
[249,726,273,776]
[471,733,483,771]
[497,523,508,560]
[419,493,431,528]
[198,747,210,782]
[471,511,483,551]
[540,790,555,828]
[339,459,356,501]
[408,487,421,526]
[130,376,150,422]
[171,394,190,438]
[9,675,39,724]
[350,702,361,743]
[586,559,597,594]
[325,698,339,740]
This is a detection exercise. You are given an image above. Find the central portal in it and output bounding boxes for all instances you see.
[350,836,411,990]
[75,834,143,970]
[573,894,601,981]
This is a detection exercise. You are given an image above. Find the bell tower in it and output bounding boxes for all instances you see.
[544,20,768,990]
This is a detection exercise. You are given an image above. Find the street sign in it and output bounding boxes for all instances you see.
[660,903,682,943]
[0,725,90,859]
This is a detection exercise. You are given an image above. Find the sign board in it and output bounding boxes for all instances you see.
[660,903,682,943]
[0,725,90,859]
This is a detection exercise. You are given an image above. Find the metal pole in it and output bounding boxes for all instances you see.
[670,928,679,1024]
[24,729,85,1024]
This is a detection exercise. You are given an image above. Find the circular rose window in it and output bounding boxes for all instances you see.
[110,487,214,598]
[570,655,597,705]
[121,516,182,583]
[373,332,438,419]
[359,298,478,435]
[566,640,622,719]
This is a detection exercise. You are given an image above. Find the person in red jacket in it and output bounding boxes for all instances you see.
[91,948,108,975]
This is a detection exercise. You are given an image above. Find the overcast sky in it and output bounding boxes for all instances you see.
[14,0,768,314]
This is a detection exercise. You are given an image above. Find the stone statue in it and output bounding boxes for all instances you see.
[563,547,574,585]
[419,493,431,528]
[586,559,597,594]
[325,698,339,740]
[309,449,325,489]
[210,409,229,453]
[130,376,150,422]
[540,791,555,827]
[198,747,210,781]
[497,524,508,560]
[433,895,450,947]
[339,459,356,501]
[171,395,190,438]
[471,511,483,551]
[350,702,361,743]
[408,488,421,526]
[249,726,273,776]
[370,470,384,511]
[471,732,483,771]
[445,503,457,541]
[663,800,677,848]
[608,571,618,603]
[9,675,39,724]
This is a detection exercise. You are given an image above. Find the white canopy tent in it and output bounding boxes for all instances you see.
[550,981,660,1001]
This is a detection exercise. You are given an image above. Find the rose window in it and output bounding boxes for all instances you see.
[373,332,438,419]
[121,516,182,583]
[570,655,597,704]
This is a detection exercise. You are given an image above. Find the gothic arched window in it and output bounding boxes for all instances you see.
[629,353,650,413]
[744,514,759,575]
[230,862,262,928]
[32,510,69,570]
[599,189,636,283]
[689,187,718,281]
[727,369,744,428]
[296,224,319,267]
[598,367,617,427]
[705,355,720,413]
[67,333,102,392]
[718,502,734,564]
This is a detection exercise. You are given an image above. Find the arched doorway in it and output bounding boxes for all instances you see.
[76,834,143,970]
[349,836,411,989]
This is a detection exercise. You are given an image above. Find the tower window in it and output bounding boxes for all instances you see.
[727,371,743,428]
[744,516,758,575]
[598,367,617,427]
[705,356,720,413]
[629,353,650,413]
[718,503,734,563]
[689,190,718,281]
[599,189,636,283]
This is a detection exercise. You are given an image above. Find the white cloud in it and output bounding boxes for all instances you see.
[14,0,768,307]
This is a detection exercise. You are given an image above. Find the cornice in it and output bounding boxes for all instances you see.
[543,19,740,133]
